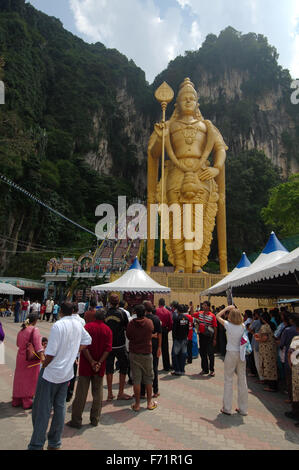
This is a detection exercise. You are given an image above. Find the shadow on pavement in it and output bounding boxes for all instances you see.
[200,413,246,429]
[0,401,29,419]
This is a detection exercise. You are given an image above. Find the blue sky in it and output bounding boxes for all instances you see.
[27,0,299,83]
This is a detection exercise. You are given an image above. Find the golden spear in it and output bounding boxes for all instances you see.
[154,82,174,267]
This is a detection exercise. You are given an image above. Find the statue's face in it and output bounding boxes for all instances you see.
[177,91,197,116]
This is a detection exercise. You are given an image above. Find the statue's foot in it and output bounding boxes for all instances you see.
[193,266,207,274]
[175,266,185,273]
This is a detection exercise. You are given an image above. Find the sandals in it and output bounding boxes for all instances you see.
[209,372,215,377]
[131,404,140,412]
[220,408,231,416]
[147,401,158,411]
[117,394,132,400]
[235,408,248,416]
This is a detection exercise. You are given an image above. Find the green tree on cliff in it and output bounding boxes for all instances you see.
[261,174,299,237]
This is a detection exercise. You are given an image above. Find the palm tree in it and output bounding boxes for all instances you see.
[64,276,89,301]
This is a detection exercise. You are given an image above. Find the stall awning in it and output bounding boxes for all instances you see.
[0,282,24,296]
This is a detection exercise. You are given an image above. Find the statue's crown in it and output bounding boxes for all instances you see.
[178,77,198,98]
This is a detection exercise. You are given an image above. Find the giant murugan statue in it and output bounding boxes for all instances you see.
[146,78,228,274]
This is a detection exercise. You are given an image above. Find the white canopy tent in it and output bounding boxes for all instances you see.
[230,246,299,289]
[201,252,251,296]
[0,282,24,296]
[202,232,291,297]
[91,258,171,294]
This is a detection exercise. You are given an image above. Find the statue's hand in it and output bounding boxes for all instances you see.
[154,122,169,139]
[200,167,220,181]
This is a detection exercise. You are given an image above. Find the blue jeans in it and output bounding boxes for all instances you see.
[172,339,187,374]
[28,369,68,450]
[20,311,27,322]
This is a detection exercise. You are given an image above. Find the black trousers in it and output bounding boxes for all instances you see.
[67,361,78,399]
[161,328,171,371]
[218,324,227,356]
[141,340,159,395]
[199,334,215,373]
[187,339,193,364]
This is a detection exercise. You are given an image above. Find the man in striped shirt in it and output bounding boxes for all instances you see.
[197,301,217,377]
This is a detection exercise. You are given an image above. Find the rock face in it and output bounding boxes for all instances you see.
[196,69,299,176]
[84,84,151,194]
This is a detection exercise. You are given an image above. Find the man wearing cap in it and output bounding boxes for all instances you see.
[104,294,131,401]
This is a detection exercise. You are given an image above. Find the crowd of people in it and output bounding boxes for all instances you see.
[1,294,298,449]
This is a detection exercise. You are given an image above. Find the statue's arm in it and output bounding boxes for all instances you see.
[201,121,227,181]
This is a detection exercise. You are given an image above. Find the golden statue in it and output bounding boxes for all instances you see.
[147,78,228,274]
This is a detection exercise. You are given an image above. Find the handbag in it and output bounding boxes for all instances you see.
[201,314,214,338]
[240,330,252,361]
[203,324,214,337]
[26,328,40,362]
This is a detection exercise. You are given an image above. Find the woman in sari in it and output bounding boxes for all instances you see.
[12,313,45,409]
[255,312,278,392]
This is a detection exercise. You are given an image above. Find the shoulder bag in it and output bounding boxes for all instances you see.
[26,327,40,361]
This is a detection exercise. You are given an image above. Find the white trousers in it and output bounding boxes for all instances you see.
[223,351,248,415]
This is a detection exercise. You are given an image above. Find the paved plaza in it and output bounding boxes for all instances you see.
[0,316,298,451]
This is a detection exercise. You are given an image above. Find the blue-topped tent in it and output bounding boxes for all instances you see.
[229,232,289,289]
[91,257,171,294]
[201,232,293,298]
[201,252,252,296]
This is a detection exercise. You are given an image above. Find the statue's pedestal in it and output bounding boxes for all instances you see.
[150,266,174,273]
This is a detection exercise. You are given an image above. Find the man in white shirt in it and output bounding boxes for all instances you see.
[31,300,40,314]
[66,303,86,402]
[45,297,54,322]
[28,302,92,450]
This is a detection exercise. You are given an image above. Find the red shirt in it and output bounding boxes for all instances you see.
[156,306,173,331]
[79,320,112,377]
[21,301,29,311]
[185,313,194,341]
[197,311,217,334]
[126,317,154,354]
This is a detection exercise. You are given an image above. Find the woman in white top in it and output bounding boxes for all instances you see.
[216,305,248,416]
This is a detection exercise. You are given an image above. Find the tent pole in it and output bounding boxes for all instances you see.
[293,272,299,287]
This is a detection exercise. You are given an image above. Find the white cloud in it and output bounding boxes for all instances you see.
[69,0,298,82]
[190,21,201,48]
[69,0,188,83]
[176,0,191,8]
